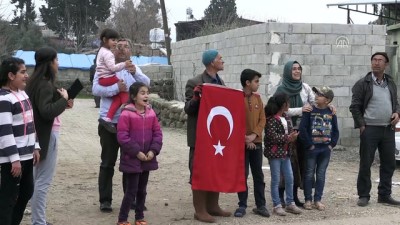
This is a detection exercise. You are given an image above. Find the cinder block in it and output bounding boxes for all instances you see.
[336,106,349,117]
[301,65,311,76]
[372,25,386,35]
[325,55,345,65]
[366,35,386,45]
[302,75,324,86]
[284,34,305,44]
[340,137,359,147]
[332,24,352,34]
[331,86,350,96]
[332,45,352,55]
[351,129,360,138]
[351,45,372,56]
[345,55,365,65]
[248,34,269,45]
[291,44,311,54]
[351,24,372,34]
[338,96,352,107]
[268,22,290,33]
[326,34,350,46]
[268,64,285,75]
[343,118,355,129]
[226,38,236,48]
[372,45,386,53]
[254,44,268,54]
[238,45,254,55]
[305,34,326,44]
[311,23,332,34]
[305,55,324,65]
[324,75,344,85]
[310,65,331,76]
[269,44,291,53]
[292,23,312,33]
[280,54,304,65]
[311,45,332,54]
[349,35,366,45]
[344,75,363,85]
[330,65,350,75]
[351,65,371,76]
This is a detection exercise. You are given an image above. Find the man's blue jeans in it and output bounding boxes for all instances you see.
[304,146,331,202]
[269,157,293,207]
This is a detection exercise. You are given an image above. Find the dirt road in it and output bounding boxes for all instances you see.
[20,99,400,225]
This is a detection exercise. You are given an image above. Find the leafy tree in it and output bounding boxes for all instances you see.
[203,0,238,25]
[40,0,111,51]
[198,0,257,37]
[109,0,161,44]
[9,24,45,50]
[10,0,36,28]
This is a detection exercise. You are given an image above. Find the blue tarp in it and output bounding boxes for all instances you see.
[13,50,168,71]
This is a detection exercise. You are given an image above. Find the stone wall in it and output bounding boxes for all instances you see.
[171,22,388,147]
[27,65,174,99]
[150,94,186,129]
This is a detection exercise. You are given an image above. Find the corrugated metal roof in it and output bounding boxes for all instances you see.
[327,0,399,7]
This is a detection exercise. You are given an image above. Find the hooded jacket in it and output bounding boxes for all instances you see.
[117,103,163,173]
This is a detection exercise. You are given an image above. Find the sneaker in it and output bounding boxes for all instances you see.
[304,201,313,210]
[99,118,117,133]
[234,207,246,217]
[273,206,287,216]
[135,220,147,225]
[252,206,270,217]
[100,201,112,212]
[357,197,369,207]
[313,201,326,211]
[285,203,302,214]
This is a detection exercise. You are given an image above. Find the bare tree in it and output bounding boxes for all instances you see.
[110,0,161,44]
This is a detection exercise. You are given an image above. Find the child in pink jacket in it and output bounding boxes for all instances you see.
[116,82,163,225]
[96,28,132,132]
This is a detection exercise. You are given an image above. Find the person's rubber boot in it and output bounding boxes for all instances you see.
[206,191,231,217]
[293,187,304,207]
[279,187,286,207]
[193,190,215,223]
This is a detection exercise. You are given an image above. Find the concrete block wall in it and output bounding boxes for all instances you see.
[171,22,387,147]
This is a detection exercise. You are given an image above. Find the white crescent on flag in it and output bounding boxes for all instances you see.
[206,106,234,139]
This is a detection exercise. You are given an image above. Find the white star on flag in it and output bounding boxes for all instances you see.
[213,140,225,156]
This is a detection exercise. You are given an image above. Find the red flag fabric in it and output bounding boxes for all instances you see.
[192,84,246,193]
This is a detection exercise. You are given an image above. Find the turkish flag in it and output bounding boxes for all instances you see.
[192,84,246,193]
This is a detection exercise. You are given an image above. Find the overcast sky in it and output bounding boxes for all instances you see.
[0,0,379,42]
[164,0,378,41]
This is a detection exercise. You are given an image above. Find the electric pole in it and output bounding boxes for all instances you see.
[160,0,171,65]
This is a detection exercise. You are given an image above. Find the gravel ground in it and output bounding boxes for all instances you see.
[19,99,400,225]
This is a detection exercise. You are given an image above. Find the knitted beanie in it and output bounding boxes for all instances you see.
[202,49,219,66]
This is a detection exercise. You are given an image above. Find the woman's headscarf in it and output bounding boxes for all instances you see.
[275,61,303,124]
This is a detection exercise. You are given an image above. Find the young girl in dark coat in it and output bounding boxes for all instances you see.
[264,93,302,216]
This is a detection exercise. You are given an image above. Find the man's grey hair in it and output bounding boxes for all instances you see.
[117,38,132,48]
